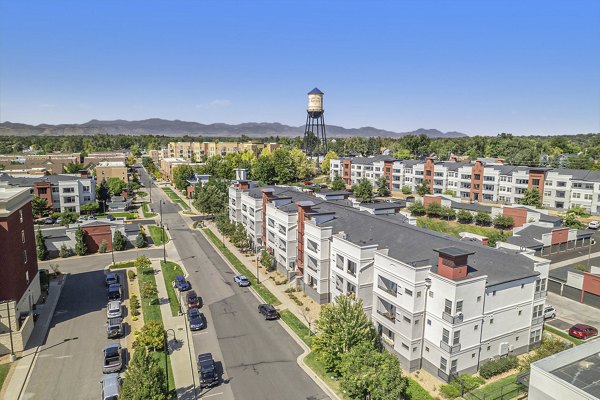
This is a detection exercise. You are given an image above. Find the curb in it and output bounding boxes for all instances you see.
[12,274,68,400]
[197,227,340,400]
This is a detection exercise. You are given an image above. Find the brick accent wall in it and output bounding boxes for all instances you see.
[503,207,528,228]
[82,225,113,253]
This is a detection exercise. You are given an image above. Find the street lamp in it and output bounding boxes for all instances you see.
[256,252,261,284]
[419,277,432,370]
[164,328,177,392]
[163,223,168,263]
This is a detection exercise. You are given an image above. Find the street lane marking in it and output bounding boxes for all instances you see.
[200,392,224,398]
[54,355,73,359]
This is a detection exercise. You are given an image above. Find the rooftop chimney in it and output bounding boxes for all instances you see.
[79,169,89,179]
[235,168,248,181]
[434,247,474,280]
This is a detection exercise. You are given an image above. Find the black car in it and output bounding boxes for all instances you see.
[107,214,115,221]
[198,353,219,388]
[187,308,205,331]
[258,304,279,320]
[107,284,122,301]
[107,317,123,338]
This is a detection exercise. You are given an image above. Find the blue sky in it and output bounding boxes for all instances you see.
[1,0,599,135]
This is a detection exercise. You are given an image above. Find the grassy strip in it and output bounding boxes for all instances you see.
[0,363,10,392]
[161,187,190,210]
[279,309,312,347]
[148,225,169,246]
[470,373,523,400]
[138,267,162,323]
[405,377,434,400]
[203,228,280,306]
[142,203,157,217]
[95,212,138,220]
[152,350,176,395]
[417,217,511,241]
[109,261,135,269]
[161,261,184,317]
[137,191,148,197]
[304,352,342,397]
[544,324,584,345]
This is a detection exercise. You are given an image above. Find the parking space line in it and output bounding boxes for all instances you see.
[200,392,224,398]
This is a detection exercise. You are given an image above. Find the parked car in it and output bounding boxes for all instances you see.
[569,324,598,340]
[172,275,191,292]
[258,304,279,320]
[55,217,62,224]
[107,284,122,301]
[543,305,556,319]
[107,214,115,221]
[186,290,200,309]
[43,217,55,225]
[102,344,122,374]
[234,275,250,287]
[588,221,600,230]
[105,272,120,287]
[187,308,205,331]
[197,353,219,388]
[107,317,123,339]
[88,215,96,220]
[106,301,123,319]
[100,373,121,400]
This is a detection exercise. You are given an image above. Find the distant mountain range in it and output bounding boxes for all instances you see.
[0,119,468,139]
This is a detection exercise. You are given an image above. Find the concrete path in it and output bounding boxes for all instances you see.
[151,258,199,400]
[550,251,600,269]
[2,276,67,400]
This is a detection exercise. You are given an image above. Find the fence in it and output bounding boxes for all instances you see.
[463,373,529,400]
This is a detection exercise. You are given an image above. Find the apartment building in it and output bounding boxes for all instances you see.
[0,153,81,175]
[84,152,128,166]
[331,157,600,213]
[159,158,203,182]
[0,171,96,213]
[96,161,129,182]
[168,141,281,160]
[228,183,550,380]
[0,186,41,356]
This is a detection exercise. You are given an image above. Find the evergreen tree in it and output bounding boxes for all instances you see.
[112,230,127,251]
[377,176,390,197]
[36,229,48,260]
[31,196,49,218]
[74,227,87,256]
[135,231,148,248]
[99,239,108,253]
[97,179,110,212]
[331,174,345,191]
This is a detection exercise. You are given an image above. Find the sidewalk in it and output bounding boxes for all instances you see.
[2,276,67,400]
[550,250,600,270]
[151,259,198,400]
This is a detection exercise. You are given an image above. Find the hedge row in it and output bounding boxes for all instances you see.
[479,355,519,379]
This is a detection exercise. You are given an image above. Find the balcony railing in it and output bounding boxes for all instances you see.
[440,341,461,353]
[534,291,544,300]
[377,284,397,297]
[347,268,356,277]
[377,309,396,322]
[532,316,544,326]
[442,312,464,324]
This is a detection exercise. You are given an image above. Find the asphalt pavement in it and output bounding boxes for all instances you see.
[142,169,328,399]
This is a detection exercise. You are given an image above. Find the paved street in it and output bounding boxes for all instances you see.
[142,169,329,400]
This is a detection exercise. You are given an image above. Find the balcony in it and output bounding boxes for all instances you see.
[532,316,544,326]
[534,291,544,300]
[440,341,461,353]
[377,283,397,297]
[442,312,464,324]
[377,309,396,322]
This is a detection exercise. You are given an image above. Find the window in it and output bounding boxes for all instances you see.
[477,296,481,302]
[425,346,430,352]
[347,260,357,277]
[532,179,540,186]
[444,299,452,314]
[21,230,25,243]
[474,324,478,331]
[530,329,541,344]
[440,357,447,371]
[493,291,497,296]
[546,180,552,186]
[487,345,491,351]
[402,343,409,350]
[472,353,476,358]
[453,330,461,345]
[413,347,418,352]
[516,336,519,341]
[405,288,413,296]
[417,291,422,298]
[427,319,432,325]
[19,210,23,223]
[23,250,28,264]
[456,301,463,314]
[518,310,522,316]
[490,318,494,324]
[442,328,450,344]
[347,282,357,296]
[450,360,458,374]
[429,291,434,298]
[535,278,547,293]
[403,316,411,323]
[532,304,543,319]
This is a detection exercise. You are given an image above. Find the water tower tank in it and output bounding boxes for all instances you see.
[307,87,324,115]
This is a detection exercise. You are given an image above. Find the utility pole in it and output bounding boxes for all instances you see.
[2,301,16,362]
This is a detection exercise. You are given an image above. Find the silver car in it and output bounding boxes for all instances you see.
[106,301,123,319]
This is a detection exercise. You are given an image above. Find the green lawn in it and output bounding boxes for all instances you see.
[304,352,342,397]
[142,203,157,217]
[469,373,525,400]
[95,212,138,220]
[416,217,512,246]
[203,228,280,306]
[161,187,190,210]
[138,266,162,323]
[152,350,176,396]
[136,191,148,197]
[544,324,584,345]
[160,261,184,317]
[0,363,10,393]
[405,377,434,400]
[148,225,169,246]
[109,261,135,269]
[279,309,312,346]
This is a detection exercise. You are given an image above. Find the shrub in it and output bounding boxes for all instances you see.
[475,211,492,226]
[479,356,518,379]
[425,202,443,218]
[59,244,71,258]
[457,209,474,224]
[408,200,426,216]
[493,214,514,229]
[405,378,434,400]
[98,239,108,253]
[401,185,411,195]
[127,269,136,281]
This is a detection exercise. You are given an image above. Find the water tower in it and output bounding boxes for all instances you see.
[303,88,327,156]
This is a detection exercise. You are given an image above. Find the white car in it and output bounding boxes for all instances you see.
[107,301,123,319]
[544,305,556,319]
[588,221,600,230]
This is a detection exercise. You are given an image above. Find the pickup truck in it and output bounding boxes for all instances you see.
[103,344,122,374]
[198,353,219,388]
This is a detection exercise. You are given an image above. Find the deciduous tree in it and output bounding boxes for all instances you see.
[415,180,431,196]
[352,178,374,203]
[521,188,542,208]
[331,174,345,191]
[377,176,390,197]
[107,177,127,197]
[121,346,168,400]
[172,164,195,191]
[31,196,49,218]
[320,150,338,174]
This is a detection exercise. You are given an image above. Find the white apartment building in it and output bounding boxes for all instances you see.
[331,156,600,214]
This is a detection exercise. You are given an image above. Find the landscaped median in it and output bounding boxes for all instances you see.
[544,324,585,345]
[142,202,158,217]
[161,187,190,210]
[0,363,11,393]
[160,260,185,316]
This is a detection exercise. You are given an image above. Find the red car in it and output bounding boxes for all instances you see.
[186,290,200,309]
[568,324,598,340]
